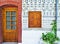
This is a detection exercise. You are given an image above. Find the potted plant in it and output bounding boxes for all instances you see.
[42,20,60,44]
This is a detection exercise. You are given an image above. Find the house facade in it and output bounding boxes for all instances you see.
[0,0,60,44]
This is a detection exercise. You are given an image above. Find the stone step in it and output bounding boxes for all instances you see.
[2,42,18,44]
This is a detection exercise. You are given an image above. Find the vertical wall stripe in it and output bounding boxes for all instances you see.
[55,0,58,37]
[55,0,58,30]
[55,0,58,21]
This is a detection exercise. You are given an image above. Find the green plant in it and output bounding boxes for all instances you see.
[42,20,60,44]
[51,20,57,38]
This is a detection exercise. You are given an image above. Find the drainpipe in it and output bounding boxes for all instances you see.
[55,0,58,38]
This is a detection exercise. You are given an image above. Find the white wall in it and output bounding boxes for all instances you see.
[22,30,48,44]
[22,0,55,30]
[22,31,60,44]
[22,0,60,44]
[57,0,60,30]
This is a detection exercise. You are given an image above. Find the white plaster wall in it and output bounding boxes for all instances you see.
[22,0,55,30]
[22,31,60,44]
[22,0,60,44]
[57,0,60,30]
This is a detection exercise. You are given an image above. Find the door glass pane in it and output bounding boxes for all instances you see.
[6,11,16,30]
[11,26,16,29]
[6,16,10,21]
[6,25,11,29]
[11,11,16,16]
[6,21,10,25]
[11,22,16,25]
[11,16,16,21]
[6,11,10,16]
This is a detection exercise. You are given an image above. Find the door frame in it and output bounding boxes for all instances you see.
[0,1,22,43]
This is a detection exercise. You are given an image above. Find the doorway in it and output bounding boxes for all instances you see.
[2,7,18,42]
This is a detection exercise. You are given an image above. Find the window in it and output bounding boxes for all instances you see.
[6,11,16,30]
[28,11,42,28]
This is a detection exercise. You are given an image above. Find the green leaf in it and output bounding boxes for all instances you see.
[42,20,60,44]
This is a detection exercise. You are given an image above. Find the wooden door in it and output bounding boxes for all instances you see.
[28,11,42,28]
[2,7,18,42]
